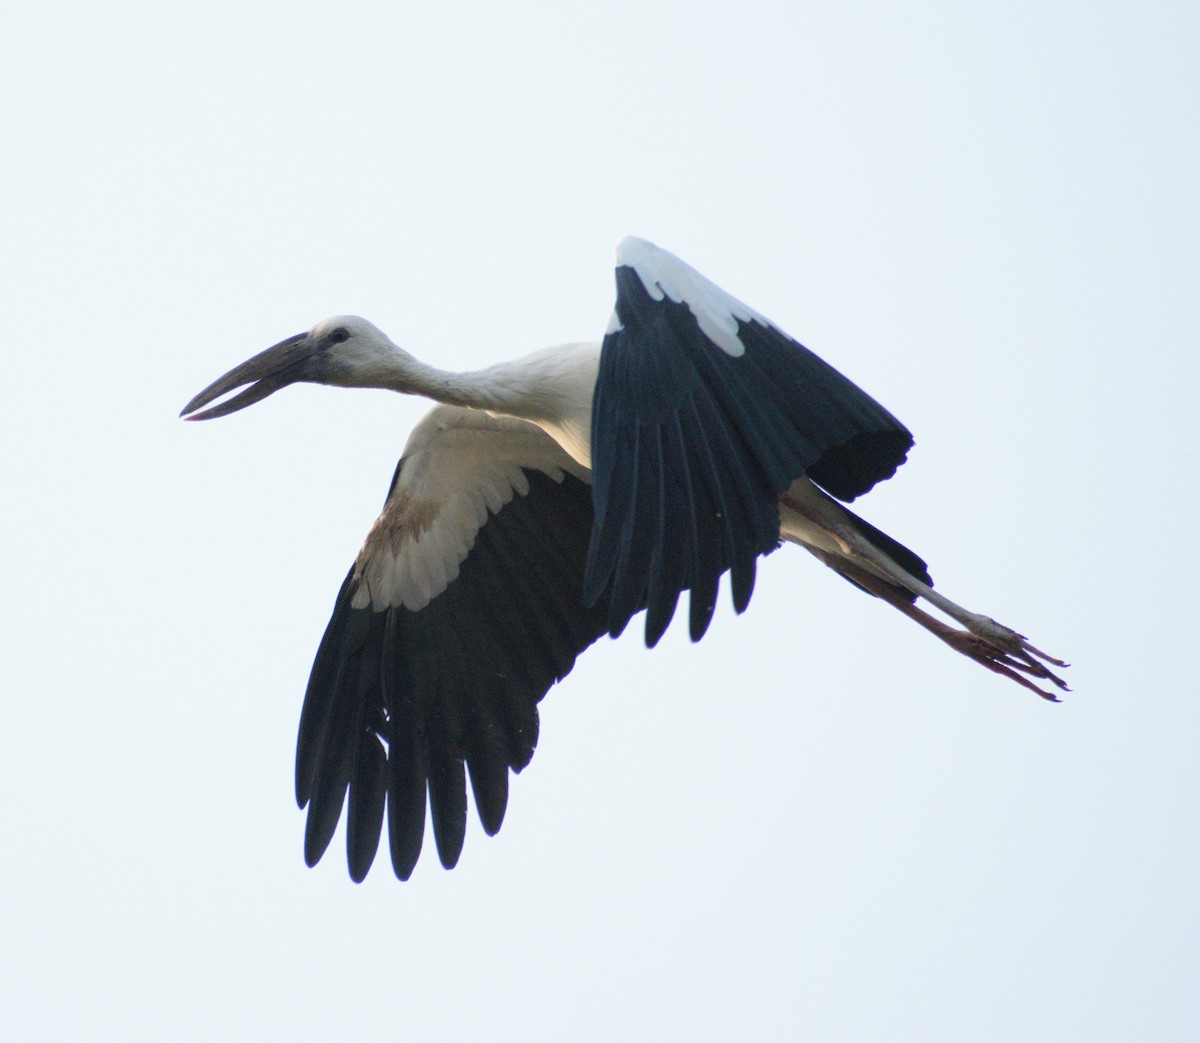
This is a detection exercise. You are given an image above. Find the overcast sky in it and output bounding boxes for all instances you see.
[3,2,1198,1039]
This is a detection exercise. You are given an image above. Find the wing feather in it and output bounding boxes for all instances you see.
[346,708,387,883]
[295,405,611,880]
[382,607,428,881]
[586,237,913,644]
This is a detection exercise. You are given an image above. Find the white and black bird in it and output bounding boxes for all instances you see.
[182,237,1067,882]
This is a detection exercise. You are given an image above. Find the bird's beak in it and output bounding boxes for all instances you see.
[180,332,318,420]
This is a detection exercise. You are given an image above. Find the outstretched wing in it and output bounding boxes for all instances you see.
[585,237,913,647]
[296,405,610,881]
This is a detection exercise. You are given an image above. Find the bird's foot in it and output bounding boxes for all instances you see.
[938,619,1069,701]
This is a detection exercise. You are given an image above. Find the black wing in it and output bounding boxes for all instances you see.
[295,407,610,881]
[585,237,913,646]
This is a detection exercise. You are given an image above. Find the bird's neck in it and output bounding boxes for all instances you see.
[379,351,540,419]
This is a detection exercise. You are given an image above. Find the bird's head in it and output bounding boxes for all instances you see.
[180,315,406,420]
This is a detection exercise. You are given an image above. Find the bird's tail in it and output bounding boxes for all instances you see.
[828,504,932,601]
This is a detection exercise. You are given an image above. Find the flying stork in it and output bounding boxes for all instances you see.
[182,237,1067,882]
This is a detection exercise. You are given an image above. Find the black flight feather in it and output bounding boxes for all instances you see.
[295,469,611,881]
[586,263,913,646]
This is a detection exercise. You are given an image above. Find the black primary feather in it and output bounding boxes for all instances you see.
[295,470,612,881]
[586,264,913,646]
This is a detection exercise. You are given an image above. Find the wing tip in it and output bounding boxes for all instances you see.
[615,235,654,263]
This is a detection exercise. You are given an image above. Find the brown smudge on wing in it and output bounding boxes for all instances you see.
[354,495,443,580]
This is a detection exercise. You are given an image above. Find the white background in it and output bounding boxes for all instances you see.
[4,2,1197,1039]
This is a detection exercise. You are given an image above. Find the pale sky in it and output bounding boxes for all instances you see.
[4,2,1198,1039]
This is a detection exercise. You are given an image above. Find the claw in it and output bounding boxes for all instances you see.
[1021,642,1069,668]
[941,631,1066,701]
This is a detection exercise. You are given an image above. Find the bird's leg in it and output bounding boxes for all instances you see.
[890,581,1069,690]
[779,484,1068,698]
[807,549,1065,701]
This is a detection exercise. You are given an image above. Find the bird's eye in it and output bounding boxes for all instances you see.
[329,327,350,344]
